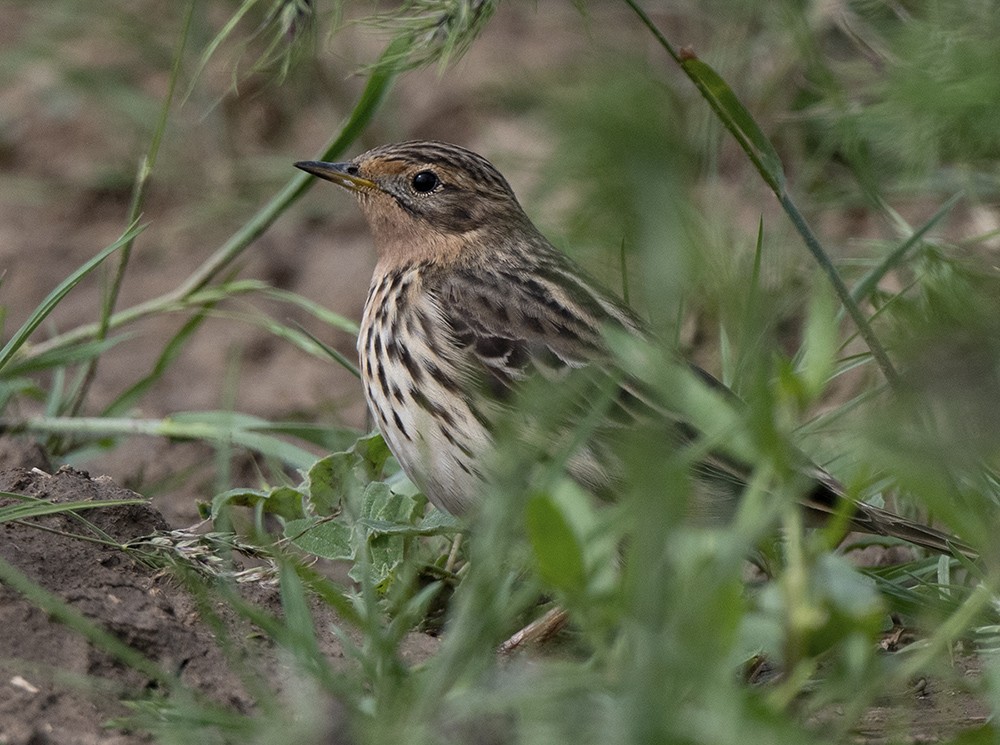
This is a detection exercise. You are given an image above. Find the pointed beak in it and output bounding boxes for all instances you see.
[294,160,377,192]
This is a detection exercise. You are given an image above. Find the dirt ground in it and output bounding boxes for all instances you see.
[1,3,994,742]
[0,438,442,744]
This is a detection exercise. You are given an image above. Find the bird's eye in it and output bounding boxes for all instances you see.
[411,170,439,193]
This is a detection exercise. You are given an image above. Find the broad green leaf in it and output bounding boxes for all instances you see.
[358,512,460,538]
[417,508,462,533]
[211,486,305,521]
[351,482,421,588]
[285,517,353,561]
[305,432,392,514]
[525,492,587,595]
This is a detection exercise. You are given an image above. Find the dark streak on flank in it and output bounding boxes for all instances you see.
[377,364,390,398]
[392,410,411,441]
[440,426,474,457]
[426,361,462,394]
[396,342,423,384]
[466,401,494,433]
[410,386,454,427]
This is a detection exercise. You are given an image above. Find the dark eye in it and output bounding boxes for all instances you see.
[411,170,439,193]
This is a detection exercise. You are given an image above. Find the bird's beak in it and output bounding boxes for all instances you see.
[294,160,377,192]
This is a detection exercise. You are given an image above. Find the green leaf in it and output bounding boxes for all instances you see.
[211,486,305,521]
[277,561,325,677]
[1,336,126,378]
[680,56,785,194]
[353,431,393,474]
[17,413,319,470]
[351,482,421,588]
[798,282,837,401]
[525,492,587,595]
[357,513,460,538]
[0,494,147,523]
[305,432,392,514]
[285,517,353,561]
[261,287,360,335]
[849,193,961,307]
[416,508,463,533]
[250,422,361,452]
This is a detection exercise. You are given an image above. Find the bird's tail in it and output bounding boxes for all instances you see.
[848,501,977,560]
[803,471,976,560]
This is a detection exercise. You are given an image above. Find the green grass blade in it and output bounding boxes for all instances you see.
[679,55,785,194]
[624,0,899,387]
[1,336,127,378]
[261,287,360,335]
[0,495,148,524]
[0,221,143,372]
[102,308,211,417]
[18,36,406,367]
[849,193,962,306]
[9,413,319,470]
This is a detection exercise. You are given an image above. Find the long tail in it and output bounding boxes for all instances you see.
[849,501,976,559]
[804,471,977,560]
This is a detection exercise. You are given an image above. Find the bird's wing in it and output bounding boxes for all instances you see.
[434,261,624,390]
[427,261,703,489]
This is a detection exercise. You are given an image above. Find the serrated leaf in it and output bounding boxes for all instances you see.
[352,431,392,475]
[349,482,421,589]
[417,509,462,533]
[359,481,416,522]
[358,510,462,537]
[305,432,393,514]
[211,488,269,520]
[304,454,350,514]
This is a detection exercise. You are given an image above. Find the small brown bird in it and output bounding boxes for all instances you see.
[296,141,966,556]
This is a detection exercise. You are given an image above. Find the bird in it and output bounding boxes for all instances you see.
[295,140,968,557]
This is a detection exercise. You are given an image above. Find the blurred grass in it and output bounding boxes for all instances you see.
[3,0,1000,743]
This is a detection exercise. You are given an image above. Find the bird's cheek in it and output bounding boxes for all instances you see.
[361,201,425,252]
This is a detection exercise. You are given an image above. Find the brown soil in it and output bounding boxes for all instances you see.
[0,439,438,744]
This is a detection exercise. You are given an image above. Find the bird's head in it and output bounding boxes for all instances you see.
[296,141,535,265]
